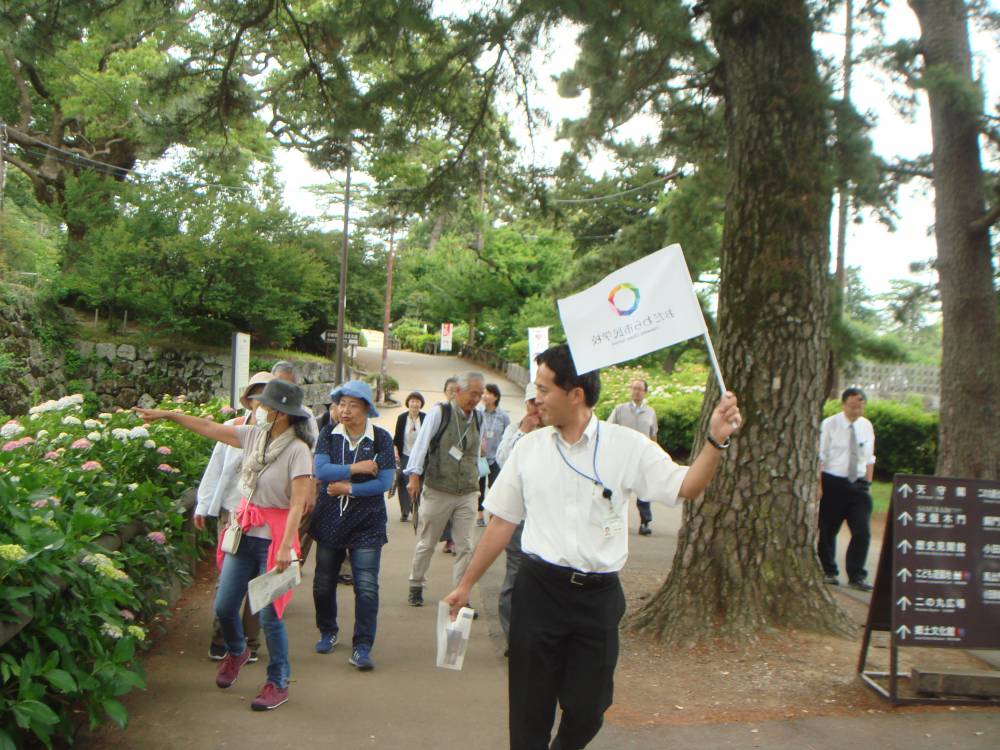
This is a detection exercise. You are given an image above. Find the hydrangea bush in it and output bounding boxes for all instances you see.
[595,362,709,458]
[0,395,231,748]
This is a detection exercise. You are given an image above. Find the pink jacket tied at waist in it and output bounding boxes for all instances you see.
[215,497,300,619]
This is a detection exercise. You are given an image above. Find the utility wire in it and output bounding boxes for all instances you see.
[549,171,681,204]
[3,125,256,192]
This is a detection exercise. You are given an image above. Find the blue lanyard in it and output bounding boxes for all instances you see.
[554,422,614,508]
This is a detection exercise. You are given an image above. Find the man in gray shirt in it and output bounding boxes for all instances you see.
[606,378,658,536]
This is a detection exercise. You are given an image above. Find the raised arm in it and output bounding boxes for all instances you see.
[133,408,241,448]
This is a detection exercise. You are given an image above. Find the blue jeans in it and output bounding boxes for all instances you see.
[214,536,290,688]
[313,544,382,649]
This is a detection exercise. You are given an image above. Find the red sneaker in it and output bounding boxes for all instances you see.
[215,647,251,688]
[251,681,289,711]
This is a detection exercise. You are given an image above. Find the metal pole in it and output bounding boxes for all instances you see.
[0,122,7,213]
[379,224,396,401]
[335,140,352,385]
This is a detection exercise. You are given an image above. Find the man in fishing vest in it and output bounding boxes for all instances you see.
[404,372,486,606]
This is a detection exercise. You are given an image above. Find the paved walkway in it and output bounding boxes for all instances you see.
[81,348,1000,748]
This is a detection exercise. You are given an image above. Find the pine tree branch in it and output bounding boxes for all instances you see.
[970,185,1000,234]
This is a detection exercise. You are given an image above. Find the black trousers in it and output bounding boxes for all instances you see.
[508,558,625,750]
[636,499,652,525]
[817,472,873,582]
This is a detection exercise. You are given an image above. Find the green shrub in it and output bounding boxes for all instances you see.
[822,399,938,479]
[504,340,529,366]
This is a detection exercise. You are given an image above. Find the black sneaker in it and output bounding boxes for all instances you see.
[638,523,652,536]
[248,649,259,663]
[848,580,873,592]
[209,643,226,661]
[408,586,423,606]
[823,574,839,585]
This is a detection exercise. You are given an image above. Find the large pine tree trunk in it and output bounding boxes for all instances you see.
[909,0,999,480]
[630,0,849,644]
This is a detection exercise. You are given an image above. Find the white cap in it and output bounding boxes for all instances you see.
[524,382,537,402]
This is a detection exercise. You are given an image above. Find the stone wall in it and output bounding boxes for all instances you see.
[1,293,351,416]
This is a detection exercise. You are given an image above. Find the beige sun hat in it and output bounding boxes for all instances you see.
[239,371,273,409]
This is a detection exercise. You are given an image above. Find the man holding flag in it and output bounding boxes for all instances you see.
[445,245,740,749]
[445,344,740,750]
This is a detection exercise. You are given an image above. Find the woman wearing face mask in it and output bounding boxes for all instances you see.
[309,380,395,671]
[193,370,273,662]
[134,379,315,712]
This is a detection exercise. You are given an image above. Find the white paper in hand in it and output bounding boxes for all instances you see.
[436,601,474,671]
[247,561,301,614]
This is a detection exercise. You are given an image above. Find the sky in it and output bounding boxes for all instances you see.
[276,3,999,297]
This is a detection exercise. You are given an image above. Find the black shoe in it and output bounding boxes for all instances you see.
[248,649,259,663]
[401,514,409,522]
[209,643,227,661]
[408,586,423,606]
[848,580,873,592]
[338,573,353,585]
[823,574,839,585]
[638,523,652,536]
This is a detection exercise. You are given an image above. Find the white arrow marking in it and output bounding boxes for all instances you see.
[897,568,912,582]
[896,596,911,611]
[896,625,911,640]
[898,483,913,498]
[897,511,913,527]
[897,539,912,554]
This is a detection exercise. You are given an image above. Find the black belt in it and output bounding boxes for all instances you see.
[525,556,618,590]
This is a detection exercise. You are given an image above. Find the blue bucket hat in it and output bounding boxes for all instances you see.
[328,380,380,417]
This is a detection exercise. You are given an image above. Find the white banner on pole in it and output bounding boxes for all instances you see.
[557,244,706,375]
[527,326,550,382]
[440,322,453,352]
[230,332,251,410]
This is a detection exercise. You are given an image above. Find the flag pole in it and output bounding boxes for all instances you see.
[703,328,727,395]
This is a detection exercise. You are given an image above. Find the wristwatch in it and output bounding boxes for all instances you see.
[706,434,731,450]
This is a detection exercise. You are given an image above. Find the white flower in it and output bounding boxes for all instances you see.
[111,428,131,441]
[62,416,82,426]
[144,440,156,449]
[36,429,49,439]
[1,421,24,439]
[126,482,139,491]
[29,413,41,421]
[87,431,102,442]
[100,623,124,639]
[57,432,68,440]
[128,426,150,440]
[98,413,113,420]
[83,419,100,429]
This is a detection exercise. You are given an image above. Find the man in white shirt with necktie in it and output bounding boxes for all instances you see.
[444,344,741,750]
[817,387,876,592]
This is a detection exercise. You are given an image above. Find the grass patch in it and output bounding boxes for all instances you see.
[871,480,892,514]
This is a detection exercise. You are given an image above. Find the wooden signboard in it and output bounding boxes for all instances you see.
[858,474,1000,704]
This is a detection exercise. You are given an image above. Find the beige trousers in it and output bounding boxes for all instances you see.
[408,483,479,589]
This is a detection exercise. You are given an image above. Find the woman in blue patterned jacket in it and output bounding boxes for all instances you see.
[310,380,395,671]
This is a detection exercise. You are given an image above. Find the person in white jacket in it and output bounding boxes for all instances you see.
[196,371,272,661]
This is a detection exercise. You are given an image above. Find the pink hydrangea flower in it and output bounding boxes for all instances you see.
[71,438,93,450]
[119,609,136,621]
[157,463,178,473]
[44,451,60,460]
[32,498,49,508]
[81,460,103,472]
[146,531,167,545]
[2,441,19,452]
[156,446,172,456]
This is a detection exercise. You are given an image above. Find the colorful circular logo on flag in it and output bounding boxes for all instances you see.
[608,283,640,316]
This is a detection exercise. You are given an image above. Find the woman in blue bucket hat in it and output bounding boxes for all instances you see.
[309,380,395,670]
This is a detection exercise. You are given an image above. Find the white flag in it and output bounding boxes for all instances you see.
[527,326,550,381]
[557,244,706,374]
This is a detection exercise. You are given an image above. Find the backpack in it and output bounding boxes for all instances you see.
[428,403,483,456]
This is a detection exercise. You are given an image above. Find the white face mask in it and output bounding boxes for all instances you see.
[255,406,273,431]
